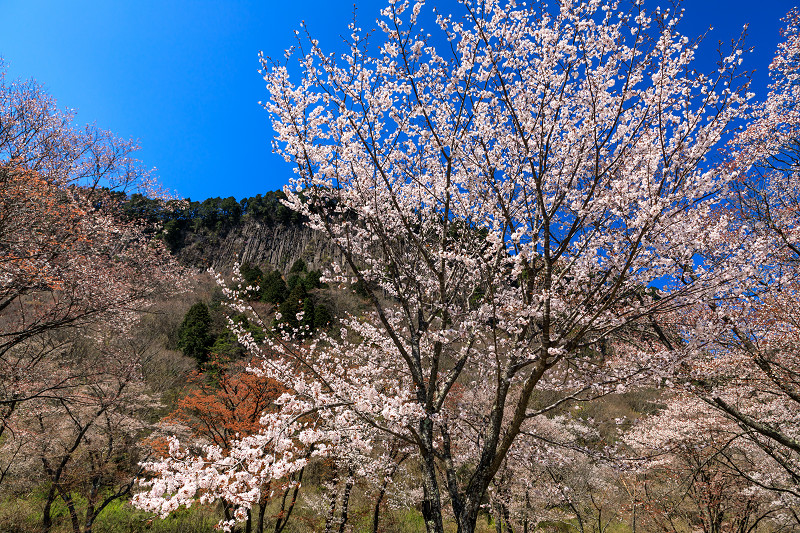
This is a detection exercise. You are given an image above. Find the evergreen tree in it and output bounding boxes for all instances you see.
[261,270,288,304]
[276,284,306,334]
[208,330,245,361]
[162,219,183,251]
[289,258,307,274]
[287,273,302,292]
[303,269,322,290]
[177,302,213,366]
[301,297,315,333]
[313,303,332,329]
[239,262,264,299]
[240,262,263,287]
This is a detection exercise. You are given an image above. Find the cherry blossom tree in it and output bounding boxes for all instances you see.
[0,165,179,443]
[663,9,800,507]
[0,60,182,437]
[134,283,413,532]
[0,294,186,533]
[624,394,797,532]
[137,1,756,531]
[489,415,627,533]
[0,58,180,418]
[31,329,160,533]
[0,64,183,533]
[0,60,160,195]
[164,356,305,532]
[265,0,753,530]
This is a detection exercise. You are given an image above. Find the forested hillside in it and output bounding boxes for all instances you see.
[118,192,338,272]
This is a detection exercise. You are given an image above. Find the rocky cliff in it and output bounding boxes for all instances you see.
[173,217,340,274]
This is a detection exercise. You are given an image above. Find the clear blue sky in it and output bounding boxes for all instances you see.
[0,0,792,201]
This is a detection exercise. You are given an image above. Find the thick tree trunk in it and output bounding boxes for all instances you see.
[337,468,355,533]
[222,502,235,531]
[371,475,391,533]
[455,498,482,533]
[57,489,81,533]
[323,471,339,533]
[258,501,266,533]
[84,508,95,533]
[419,418,445,533]
[42,485,57,533]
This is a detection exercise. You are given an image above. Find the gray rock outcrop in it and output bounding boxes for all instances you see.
[174,218,340,274]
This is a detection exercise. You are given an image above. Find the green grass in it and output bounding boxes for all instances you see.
[92,500,219,533]
[0,495,218,533]
[0,491,626,533]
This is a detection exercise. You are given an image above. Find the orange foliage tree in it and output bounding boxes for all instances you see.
[166,356,304,533]
[170,357,286,451]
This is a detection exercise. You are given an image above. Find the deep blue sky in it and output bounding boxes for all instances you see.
[1,1,792,201]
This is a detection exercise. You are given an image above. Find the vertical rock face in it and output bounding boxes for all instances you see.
[174,218,340,274]
[214,219,340,272]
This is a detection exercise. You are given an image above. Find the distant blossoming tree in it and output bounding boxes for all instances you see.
[0,59,160,195]
[0,165,177,444]
[624,394,796,532]
[0,61,179,431]
[658,8,800,508]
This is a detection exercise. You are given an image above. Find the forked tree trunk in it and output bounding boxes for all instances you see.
[455,496,482,533]
[274,466,304,533]
[371,451,407,533]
